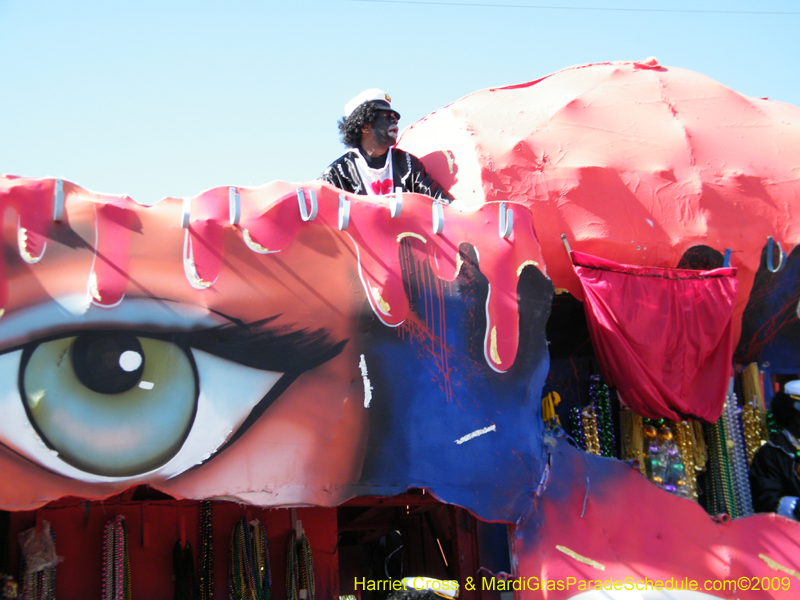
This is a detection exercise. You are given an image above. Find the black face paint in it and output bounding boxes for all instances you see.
[372,111,399,147]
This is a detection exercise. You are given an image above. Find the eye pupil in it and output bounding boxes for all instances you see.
[71,332,145,394]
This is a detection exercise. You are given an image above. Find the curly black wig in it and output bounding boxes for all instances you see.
[338,102,382,148]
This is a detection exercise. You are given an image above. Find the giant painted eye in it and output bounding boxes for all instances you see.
[21,332,197,477]
[0,300,344,484]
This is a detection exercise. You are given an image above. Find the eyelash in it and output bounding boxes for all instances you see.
[175,318,348,459]
[173,316,348,375]
[4,317,346,371]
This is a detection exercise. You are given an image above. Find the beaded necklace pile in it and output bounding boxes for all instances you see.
[741,362,769,464]
[589,375,616,457]
[286,532,315,600]
[228,517,271,600]
[705,388,754,518]
[673,421,699,500]
[721,390,754,517]
[568,376,617,459]
[173,540,196,600]
[102,515,131,600]
[619,407,646,476]
[199,501,214,600]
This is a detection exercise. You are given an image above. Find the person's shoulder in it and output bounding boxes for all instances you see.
[393,147,419,160]
[391,147,422,170]
[326,151,352,168]
[320,150,362,192]
[320,151,353,177]
[754,435,794,462]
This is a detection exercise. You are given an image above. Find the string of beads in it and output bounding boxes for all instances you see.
[286,532,315,600]
[285,532,297,600]
[569,407,587,451]
[706,415,737,518]
[590,375,615,457]
[742,363,769,444]
[199,501,214,600]
[721,393,754,517]
[102,515,131,600]
[630,410,646,476]
[741,400,766,465]
[672,421,698,501]
[691,421,707,471]
[172,539,196,600]
[228,517,271,600]
[581,407,601,455]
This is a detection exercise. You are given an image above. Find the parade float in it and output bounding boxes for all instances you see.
[1,59,799,599]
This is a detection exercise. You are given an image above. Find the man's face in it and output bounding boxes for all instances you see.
[371,110,399,146]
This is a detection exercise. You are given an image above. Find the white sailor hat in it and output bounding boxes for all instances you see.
[785,380,800,413]
[344,88,400,119]
[785,380,800,396]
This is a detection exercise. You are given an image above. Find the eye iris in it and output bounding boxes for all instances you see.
[22,334,197,477]
[71,332,144,394]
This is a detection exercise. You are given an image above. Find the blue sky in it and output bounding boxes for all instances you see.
[2,0,798,204]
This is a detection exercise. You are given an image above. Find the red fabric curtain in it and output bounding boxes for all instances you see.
[571,251,738,422]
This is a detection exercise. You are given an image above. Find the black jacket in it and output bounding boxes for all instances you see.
[320,148,453,203]
[750,432,800,514]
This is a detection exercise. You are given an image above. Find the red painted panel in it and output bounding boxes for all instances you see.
[513,439,800,599]
[8,499,337,600]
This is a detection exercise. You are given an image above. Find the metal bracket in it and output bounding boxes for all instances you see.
[767,237,786,273]
[228,187,240,225]
[53,179,64,222]
[499,202,513,238]
[297,189,318,222]
[390,187,402,218]
[181,197,191,229]
[432,201,444,235]
[560,233,572,255]
[338,194,350,230]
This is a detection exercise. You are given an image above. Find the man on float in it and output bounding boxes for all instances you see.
[320,89,453,203]
[750,380,800,519]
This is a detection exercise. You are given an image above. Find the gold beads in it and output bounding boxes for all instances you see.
[581,407,601,455]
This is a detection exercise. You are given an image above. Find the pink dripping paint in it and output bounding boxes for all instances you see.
[0,176,137,309]
[184,187,229,286]
[90,196,135,307]
[327,186,541,372]
[0,177,59,313]
[230,181,543,371]
[3,175,543,371]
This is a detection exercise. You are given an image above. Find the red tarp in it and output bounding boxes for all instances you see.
[571,250,737,422]
[399,61,800,350]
